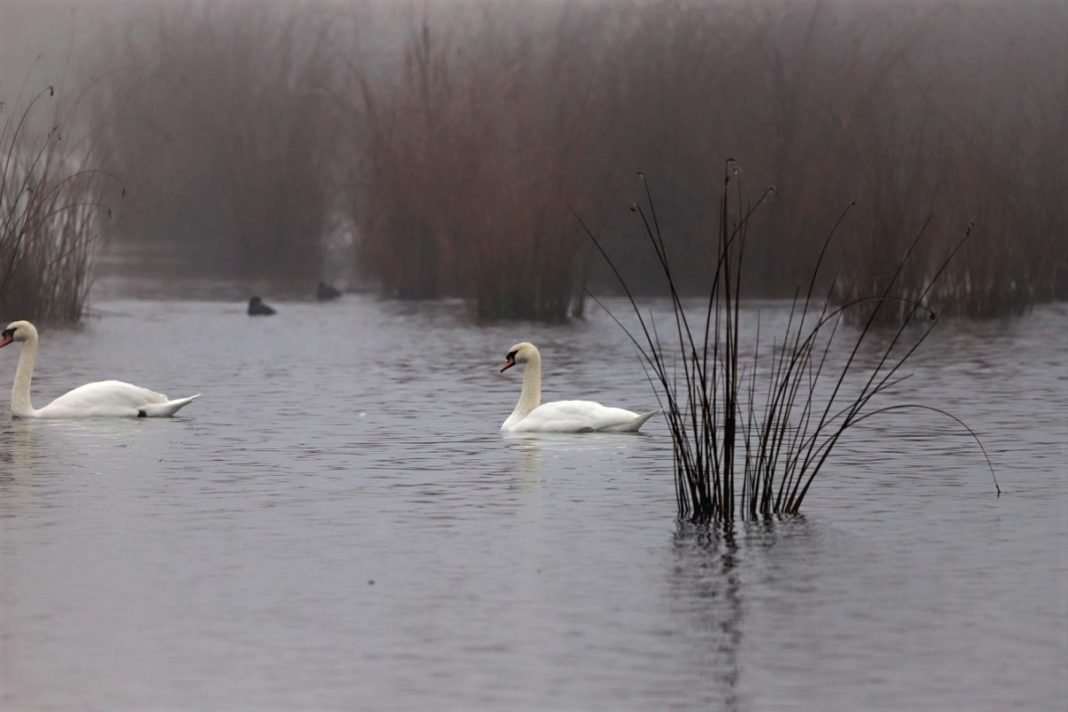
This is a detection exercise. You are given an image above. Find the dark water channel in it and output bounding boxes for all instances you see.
[1,296,1065,710]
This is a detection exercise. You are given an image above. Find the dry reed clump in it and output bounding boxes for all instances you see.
[350,1,648,309]
[340,0,1066,319]
[351,9,610,321]
[0,86,119,323]
[72,0,1068,315]
[583,168,998,523]
[91,0,338,282]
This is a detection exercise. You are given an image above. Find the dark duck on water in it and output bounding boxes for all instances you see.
[248,296,276,316]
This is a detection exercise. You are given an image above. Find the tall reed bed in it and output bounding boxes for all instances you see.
[584,167,997,523]
[351,10,608,320]
[71,0,1067,313]
[0,86,118,323]
[340,0,1067,318]
[91,1,339,281]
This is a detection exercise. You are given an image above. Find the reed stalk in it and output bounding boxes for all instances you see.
[581,165,998,523]
[0,86,120,323]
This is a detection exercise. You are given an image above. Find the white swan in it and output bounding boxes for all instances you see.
[0,320,199,418]
[500,341,656,433]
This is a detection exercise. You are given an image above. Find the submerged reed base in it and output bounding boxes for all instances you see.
[581,164,998,523]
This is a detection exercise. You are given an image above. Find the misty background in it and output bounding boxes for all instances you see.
[2,0,1066,321]
[3,5,1068,710]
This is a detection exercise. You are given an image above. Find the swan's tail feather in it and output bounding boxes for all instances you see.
[603,409,659,432]
[630,410,658,431]
[139,394,200,418]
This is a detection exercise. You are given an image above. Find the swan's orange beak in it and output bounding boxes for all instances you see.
[500,357,516,372]
[0,334,12,349]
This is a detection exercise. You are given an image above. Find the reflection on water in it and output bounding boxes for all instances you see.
[502,435,542,490]
[0,297,1065,711]
[671,523,747,712]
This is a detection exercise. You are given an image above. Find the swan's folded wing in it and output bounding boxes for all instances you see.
[40,380,169,417]
[514,400,646,433]
[139,394,199,417]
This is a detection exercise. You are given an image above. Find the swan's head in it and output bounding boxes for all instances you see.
[0,321,37,349]
[501,341,539,372]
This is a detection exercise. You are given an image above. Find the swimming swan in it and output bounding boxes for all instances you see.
[0,321,200,418]
[500,341,656,433]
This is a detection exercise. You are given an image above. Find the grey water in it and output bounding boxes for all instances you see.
[1,295,1065,711]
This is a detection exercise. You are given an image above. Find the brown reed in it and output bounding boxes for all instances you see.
[72,0,1067,312]
[0,86,120,323]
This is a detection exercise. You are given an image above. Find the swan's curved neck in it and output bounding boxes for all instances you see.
[11,333,38,417]
[510,351,542,422]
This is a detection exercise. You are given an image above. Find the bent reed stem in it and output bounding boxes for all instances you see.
[579,164,998,523]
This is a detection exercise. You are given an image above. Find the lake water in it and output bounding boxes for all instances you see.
[1,295,1065,711]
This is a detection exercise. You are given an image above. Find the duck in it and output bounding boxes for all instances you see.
[316,282,343,301]
[500,341,656,433]
[248,296,276,315]
[0,321,199,418]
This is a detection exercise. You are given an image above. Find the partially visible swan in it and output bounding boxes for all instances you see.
[500,341,656,433]
[0,321,200,418]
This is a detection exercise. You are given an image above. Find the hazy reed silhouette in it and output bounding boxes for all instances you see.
[0,85,119,323]
[67,0,1067,318]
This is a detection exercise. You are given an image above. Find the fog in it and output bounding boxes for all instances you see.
[2,0,1066,320]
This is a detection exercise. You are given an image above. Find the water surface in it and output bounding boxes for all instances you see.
[1,297,1065,710]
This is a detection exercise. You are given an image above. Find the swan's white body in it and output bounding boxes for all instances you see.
[500,342,656,433]
[0,321,199,419]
